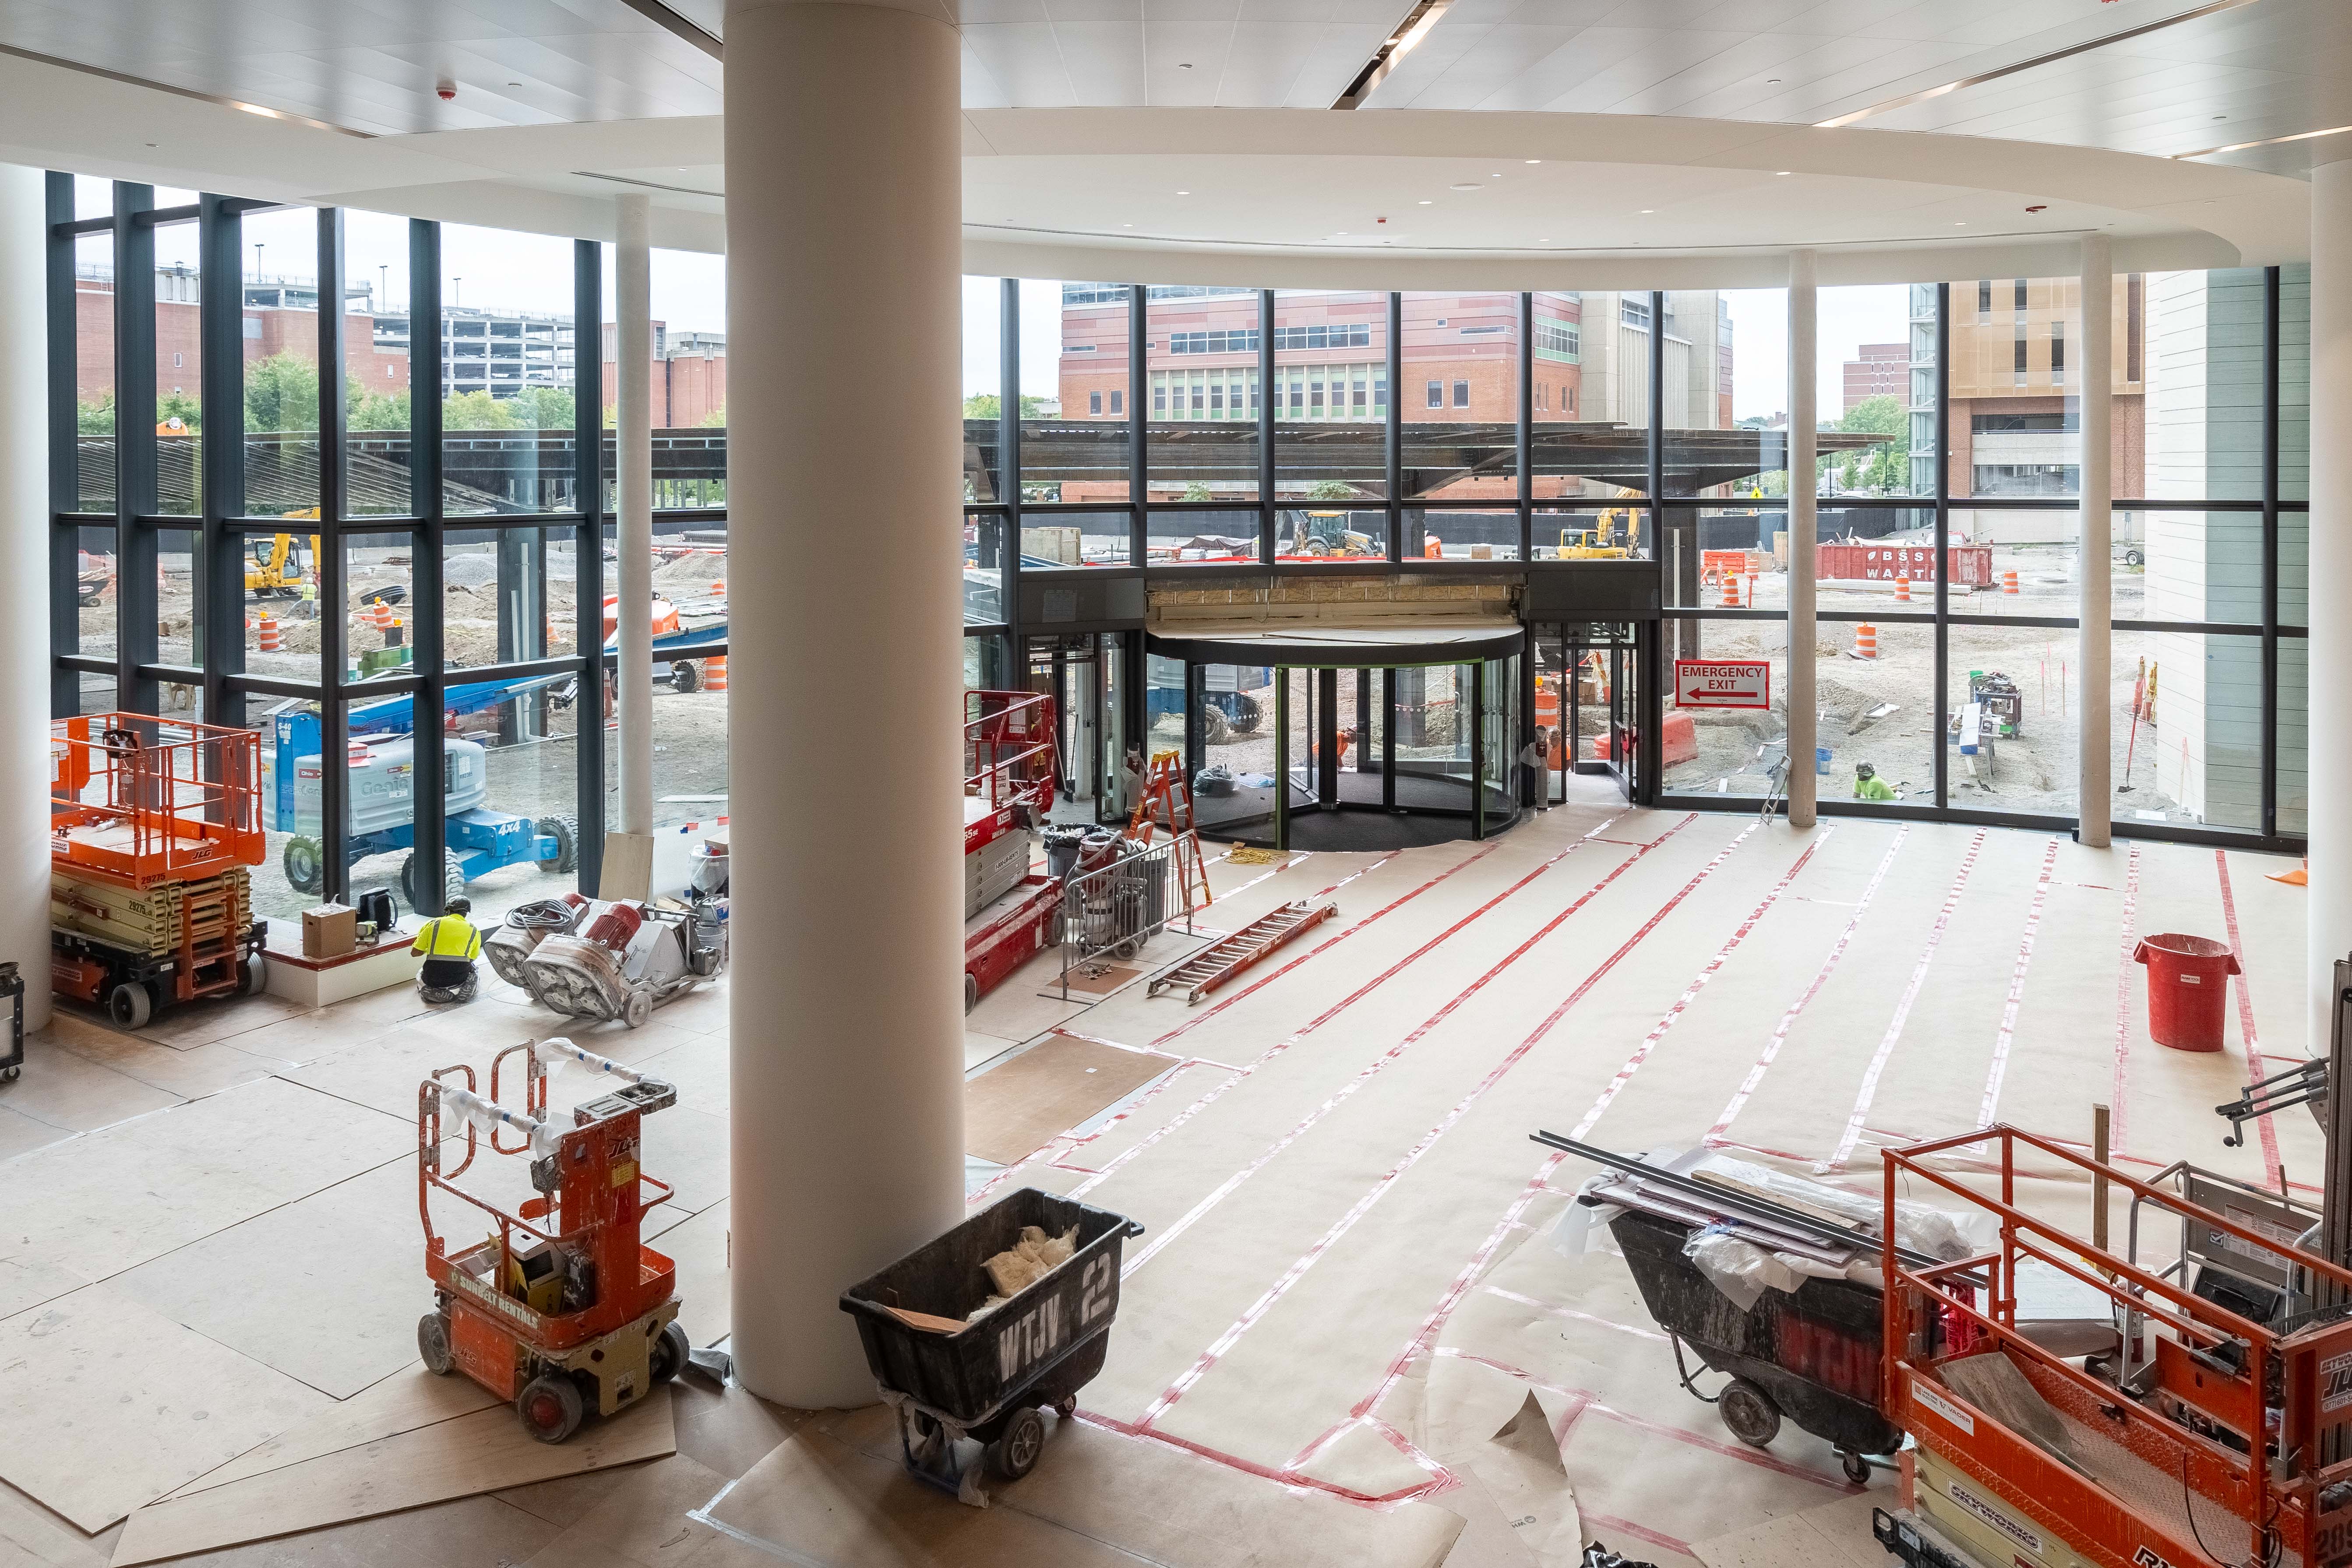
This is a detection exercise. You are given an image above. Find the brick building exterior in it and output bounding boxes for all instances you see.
[1943,274,2146,500]
[1841,342,1906,411]
[599,322,728,426]
[75,268,410,407]
[1055,285,1729,504]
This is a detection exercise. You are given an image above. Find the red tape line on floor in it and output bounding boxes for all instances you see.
[1976,836,2060,1129]
[1073,830,1624,1204]
[2112,844,2143,1153]
[1823,830,1986,1170]
[1139,818,1745,1427]
[1121,814,1666,1275]
[2214,849,2284,1193]
[1151,844,1489,1050]
[1564,824,1816,1141]
[1707,827,1907,1145]
[1071,1409,1451,1508]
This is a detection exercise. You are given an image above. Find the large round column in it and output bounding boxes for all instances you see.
[723,0,967,1407]
[2076,236,2113,848]
[2310,156,2352,1053]
[1786,250,1817,828]
[0,167,51,1032]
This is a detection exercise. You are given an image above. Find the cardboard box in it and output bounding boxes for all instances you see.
[302,903,356,959]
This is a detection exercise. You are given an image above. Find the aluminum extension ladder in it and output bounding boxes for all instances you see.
[1149,900,1336,1005]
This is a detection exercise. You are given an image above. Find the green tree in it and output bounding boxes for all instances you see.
[697,402,726,428]
[442,390,516,430]
[76,394,115,435]
[1306,480,1356,500]
[962,393,1057,419]
[157,390,201,430]
[1837,394,1907,494]
[347,385,411,432]
[504,385,576,430]
[1181,480,1213,501]
[244,352,321,433]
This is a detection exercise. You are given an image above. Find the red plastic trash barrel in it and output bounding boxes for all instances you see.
[2133,933,2241,1052]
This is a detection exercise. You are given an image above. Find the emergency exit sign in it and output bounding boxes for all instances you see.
[1675,659,1770,709]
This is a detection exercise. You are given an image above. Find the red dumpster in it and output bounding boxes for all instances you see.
[2133,933,2240,1052]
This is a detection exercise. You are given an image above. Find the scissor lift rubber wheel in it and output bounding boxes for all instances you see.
[518,1374,585,1444]
[1717,1379,1780,1448]
[991,1406,1045,1480]
[651,1321,690,1385]
[417,1312,454,1376]
[1838,1449,1872,1486]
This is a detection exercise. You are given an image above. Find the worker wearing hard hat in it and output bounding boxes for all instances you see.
[1853,762,1897,801]
[413,897,483,1003]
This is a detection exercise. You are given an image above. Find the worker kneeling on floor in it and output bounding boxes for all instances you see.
[413,897,483,1003]
[1853,761,1897,801]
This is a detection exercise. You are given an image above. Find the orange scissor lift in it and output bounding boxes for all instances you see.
[1879,1127,2352,1568]
[417,1041,688,1442]
[49,714,268,1026]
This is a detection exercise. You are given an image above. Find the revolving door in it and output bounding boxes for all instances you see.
[1150,626,1527,853]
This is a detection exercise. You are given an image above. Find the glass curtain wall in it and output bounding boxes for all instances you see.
[1657,271,2307,844]
[51,224,2314,867]
[50,176,611,931]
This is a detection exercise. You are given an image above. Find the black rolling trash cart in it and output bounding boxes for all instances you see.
[840,1188,1142,1492]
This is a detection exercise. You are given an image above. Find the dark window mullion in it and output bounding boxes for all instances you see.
[316,207,349,903]
[410,219,448,914]
[573,236,605,896]
[114,181,159,715]
[199,194,246,730]
[45,172,78,716]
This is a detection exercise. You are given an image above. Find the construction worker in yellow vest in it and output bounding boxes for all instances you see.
[412,896,483,1003]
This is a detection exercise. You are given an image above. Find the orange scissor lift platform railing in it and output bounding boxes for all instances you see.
[1882,1127,2352,1568]
[50,713,264,891]
[417,1041,687,1443]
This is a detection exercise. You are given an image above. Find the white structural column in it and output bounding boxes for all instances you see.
[2077,236,2113,848]
[2310,155,2352,1052]
[615,193,655,847]
[723,0,967,1406]
[0,167,50,1031]
[1786,250,1818,828]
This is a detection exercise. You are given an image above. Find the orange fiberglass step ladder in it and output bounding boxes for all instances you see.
[1126,751,1210,913]
[1148,900,1335,1004]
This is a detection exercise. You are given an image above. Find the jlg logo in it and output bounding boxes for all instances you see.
[2133,1547,2178,1568]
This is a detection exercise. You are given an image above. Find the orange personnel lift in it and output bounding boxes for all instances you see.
[1880,1127,2352,1568]
[49,714,267,1026]
[417,1040,687,1442]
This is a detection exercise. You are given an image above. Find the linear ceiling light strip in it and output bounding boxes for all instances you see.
[0,43,375,137]
[2175,122,2352,159]
[1331,0,1453,111]
[1812,0,2260,129]
[576,171,724,198]
[615,0,723,60]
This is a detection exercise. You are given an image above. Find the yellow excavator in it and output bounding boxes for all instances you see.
[1558,489,1639,559]
[247,508,321,599]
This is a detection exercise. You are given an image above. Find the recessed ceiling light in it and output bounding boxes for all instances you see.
[1640,208,1654,214]
[1418,199,1433,204]
[1525,159,1541,165]
[1176,190,1190,195]
[1954,221,1967,226]
[1491,172,1503,177]
[1774,170,1791,176]
[1449,182,1481,191]
[1124,223,1134,228]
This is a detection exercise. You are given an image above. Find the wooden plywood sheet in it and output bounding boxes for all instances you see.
[0,1284,327,1532]
[165,1365,498,1501]
[963,1033,1171,1166]
[1054,962,1141,997]
[110,1383,676,1566]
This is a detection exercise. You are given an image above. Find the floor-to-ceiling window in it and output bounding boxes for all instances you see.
[50,213,2312,862]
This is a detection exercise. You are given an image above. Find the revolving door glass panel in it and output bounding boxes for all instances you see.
[1192,662,1276,839]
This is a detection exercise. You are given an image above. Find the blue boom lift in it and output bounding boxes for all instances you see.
[262,674,581,910]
